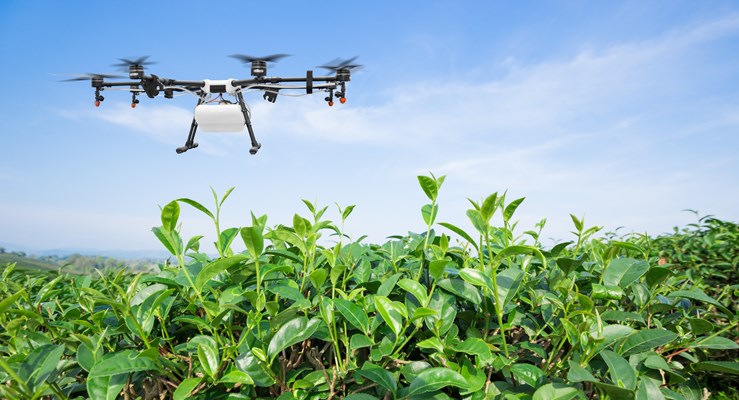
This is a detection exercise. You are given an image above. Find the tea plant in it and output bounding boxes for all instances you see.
[0,176,737,399]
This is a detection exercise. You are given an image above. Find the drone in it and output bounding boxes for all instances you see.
[64,55,361,154]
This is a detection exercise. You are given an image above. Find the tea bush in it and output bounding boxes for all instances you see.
[0,176,737,400]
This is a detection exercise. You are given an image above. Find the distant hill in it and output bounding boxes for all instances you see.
[0,252,59,272]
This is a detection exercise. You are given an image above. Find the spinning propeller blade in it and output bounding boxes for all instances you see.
[318,56,363,72]
[60,73,123,82]
[112,56,157,70]
[229,53,290,63]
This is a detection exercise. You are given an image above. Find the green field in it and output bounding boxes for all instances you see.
[1,176,736,399]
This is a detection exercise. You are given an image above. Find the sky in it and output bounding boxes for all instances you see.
[0,1,737,254]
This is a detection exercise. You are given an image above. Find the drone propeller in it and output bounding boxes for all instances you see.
[229,53,290,64]
[60,73,123,82]
[318,56,363,72]
[112,56,156,69]
[230,54,290,77]
[319,56,362,83]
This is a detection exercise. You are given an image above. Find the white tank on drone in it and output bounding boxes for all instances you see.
[193,79,246,132]
[194,104,245,132]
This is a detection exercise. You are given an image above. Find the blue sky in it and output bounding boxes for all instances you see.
[1,1,737,253]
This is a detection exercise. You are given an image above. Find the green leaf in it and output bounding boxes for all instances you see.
[88,350,158,378]
[437,278,483,305]
[86,373,127,400]
[689,361,739,375]
[410,307,438,321]
[234,351,275,387]
[176,197,214,219]
[405,367,469,396]
[152,226,182,256]
[19,344,64,392]
[694,336,739,350]
[309,268,328,290]
[480,193,498,223]
[267,317,321,361]
[439,222,478,249]
[160,200,180,232]
[688,318,714,335]
[601,350,637,390]
[466,209,487,235]
[453,338,493,365]
[570,214,583,232]
[669,289,733,317]
[593,382,634,400]
[344,394,380,400]
[173,377,202,400]
[636,379,665,400]
[342,204,356,220]
[374,295,405,336]
[240,226,264,258]
[77,342,99,372]
[399,278,428,305]
[334,298,370,334]
[418,175,438,201]
[566,361,597,382]
[198,343,220,379]
[0,289,25,314]
[618,329,677,356]
[195,254,248,292]
[503,197,525,222]
[492,245,547,270]
[293,214,309,238]
[417,337,445,353]
[356,362,397,395]
[533,383,581,400]
[459,268,493,292]
[219,370,254,385]
[592,283,624,300]
[646,266,672,287]
[377,272,403,297]
[429,260,452,281]
[603,258,649,289]
[421,203,439,226]
[495,267,523,308]
[350,334,374,350]
[510,363,544,387]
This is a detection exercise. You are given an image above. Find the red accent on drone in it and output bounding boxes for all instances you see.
[328,101,334,107]
[339,97,346,104]
[131,103,137,108]
[94,101,100,107]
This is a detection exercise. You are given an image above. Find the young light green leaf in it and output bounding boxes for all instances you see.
[437,278,483,305]
[398,278,428,305]
[198,343,220,379]
[405,367,469,396]
[240,226,264,258]
[195,254,248,292]
[374,295,405,336]
[267,317,322,361]
[88,350,158,378]
[421,203,438,226]
[603,258,649,289]
[532,383,582,400]
[480,193,498,223]
[176,198,214,219]
[458,268,494,292]
[439,222,478,250]
[510,363,544,387]
[173,377,202,400]
[418,175,438,201]
[160,200,180,232]
[503,197,525,222]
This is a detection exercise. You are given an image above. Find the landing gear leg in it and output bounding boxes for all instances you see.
[236,92,261,155]
[176,96,205,154]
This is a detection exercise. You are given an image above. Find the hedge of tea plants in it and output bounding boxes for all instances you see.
[0,174,737,400]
